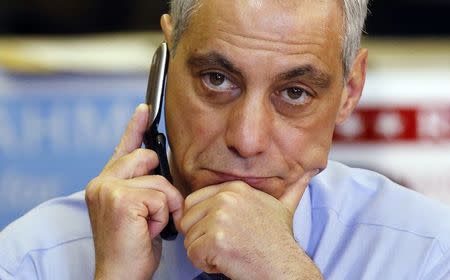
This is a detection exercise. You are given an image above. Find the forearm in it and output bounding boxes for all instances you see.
[263,240,323,280]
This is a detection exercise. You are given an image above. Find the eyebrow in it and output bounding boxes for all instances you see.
[187,51,332,89]
[277,65,332,89]
[187,51,243,79]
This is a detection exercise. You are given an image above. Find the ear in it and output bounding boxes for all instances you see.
[336,48,368,124]
[160,14,174,50]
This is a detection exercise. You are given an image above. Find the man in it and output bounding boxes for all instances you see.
[1,0,450,279]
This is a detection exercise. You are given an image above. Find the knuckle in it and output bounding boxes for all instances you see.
[139,148,159,165]
[159,189,169,200]
[229,180,248,192]
[85,177,103,203]
[154,192,167,208]
[133,148,154,161]
[153,174,169,186]
[216,191,238,206]
[109,186,123,201]
[211,230,227,252]
[184,193,195,210]
[213,209,230,225]
[134,149,148,164]
[85,177,130,215]
[186,233,224,272]
[108,187,128,209]
[179,217,189,234]
[187,245,214,273]
[186,246,202,268]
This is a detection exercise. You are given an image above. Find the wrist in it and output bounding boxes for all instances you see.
[95,262,154,280]
[266,237,323,280]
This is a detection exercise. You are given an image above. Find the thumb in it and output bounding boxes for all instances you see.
[279,169,319,212]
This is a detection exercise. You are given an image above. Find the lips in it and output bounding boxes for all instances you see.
[208,170,272,188]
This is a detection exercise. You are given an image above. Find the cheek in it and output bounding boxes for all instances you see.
[165,68,225,173]
[276,101,339,172]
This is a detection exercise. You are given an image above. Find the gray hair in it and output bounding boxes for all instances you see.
[169,0,369,77]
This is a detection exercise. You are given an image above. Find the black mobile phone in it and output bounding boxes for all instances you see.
[143,42,178,241]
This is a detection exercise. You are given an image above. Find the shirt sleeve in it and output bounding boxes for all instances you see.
[0,267,14,280]
[0,254,38,280]
[420,250,450,280]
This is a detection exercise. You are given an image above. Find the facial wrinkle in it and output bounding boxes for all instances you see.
[214,36,331,76]
[215,35,325,60]
[216,27,325,51]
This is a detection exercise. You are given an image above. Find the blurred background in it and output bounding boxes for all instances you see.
[0,0,449,229]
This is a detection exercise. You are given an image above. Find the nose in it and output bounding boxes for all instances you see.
[224,94,272,158]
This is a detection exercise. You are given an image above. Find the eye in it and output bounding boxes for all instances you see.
[277,87,313,106]
[201,72,238,92]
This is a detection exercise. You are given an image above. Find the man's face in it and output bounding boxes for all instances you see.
[164,0,349,198]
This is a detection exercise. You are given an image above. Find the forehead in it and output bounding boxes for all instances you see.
[186,0,343,46]
[181,0,343,75]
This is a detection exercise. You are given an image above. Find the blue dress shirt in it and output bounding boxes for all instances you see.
[1,161,449,279]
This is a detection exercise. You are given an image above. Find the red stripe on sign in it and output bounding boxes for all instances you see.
[334,106,450,142]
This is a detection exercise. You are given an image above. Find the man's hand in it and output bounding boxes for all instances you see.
[85,104,184,280]
[180,173,322,280]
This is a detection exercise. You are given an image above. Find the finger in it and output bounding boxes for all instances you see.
[180,198,210,235]
[93,184,169,239]
[184,211,218,250]
[279,169,319,212]
[129,175,184,224]
[142,190,170,239]
[103,148,159,179]
[184,184,225,211]
[122,187,170,239]
[181,190,238,235]
[186,233,221,274]
[181,185,224,233]
[108,103,150,166]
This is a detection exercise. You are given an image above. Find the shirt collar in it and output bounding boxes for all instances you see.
[293,184,312,251]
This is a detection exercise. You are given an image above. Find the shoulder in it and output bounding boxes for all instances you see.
[0,191,94,279]
[307,161,450,278]
[311,160,450,252]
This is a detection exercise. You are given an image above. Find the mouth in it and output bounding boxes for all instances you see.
[207,169,274,189]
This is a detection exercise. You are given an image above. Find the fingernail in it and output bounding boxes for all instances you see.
[312,169,321,177]
[136,103,147,112]
[306,169,320,182]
